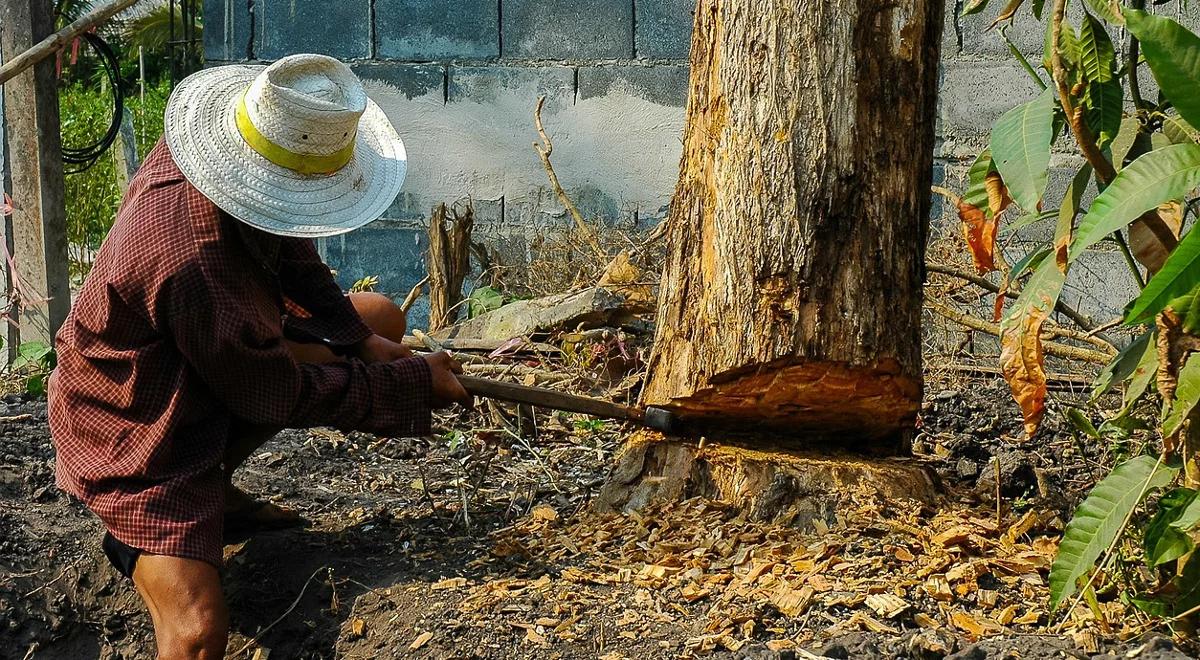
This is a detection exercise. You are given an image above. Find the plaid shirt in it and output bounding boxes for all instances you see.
[49,140,431,566]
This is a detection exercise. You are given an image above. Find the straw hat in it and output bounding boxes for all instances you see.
[164,54,406,237]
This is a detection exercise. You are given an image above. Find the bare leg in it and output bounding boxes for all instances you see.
[132,555,227,660]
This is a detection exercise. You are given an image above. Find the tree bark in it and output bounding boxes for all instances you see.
[641,0,943,448]
[425,202,473,331]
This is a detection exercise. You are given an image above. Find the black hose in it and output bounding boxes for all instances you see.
[62,31,123,174]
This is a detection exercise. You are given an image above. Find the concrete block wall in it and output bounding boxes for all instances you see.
[204,0,1199,324]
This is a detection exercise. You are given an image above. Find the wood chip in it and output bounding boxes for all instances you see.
[531,504,558,521]
[769,583,815,617]
[410,631,433,650]
[950,611,985,639]
[865,593,910,619]
[431,577,467,591]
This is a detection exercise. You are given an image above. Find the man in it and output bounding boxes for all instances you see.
[48,54,468,658]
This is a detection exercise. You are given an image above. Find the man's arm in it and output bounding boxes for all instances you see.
[277,237,373,350]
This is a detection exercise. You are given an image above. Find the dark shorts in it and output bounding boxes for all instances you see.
[102,531,142,580]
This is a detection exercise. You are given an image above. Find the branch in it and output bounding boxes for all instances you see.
[926,261,1100,333]
[1127,0,1149,111]
[1051,0,1118,185]
[925,299,1114,365]
[532,96,605,259]
[0,0,145,85]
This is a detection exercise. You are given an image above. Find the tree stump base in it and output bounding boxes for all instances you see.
[596,432,938,529]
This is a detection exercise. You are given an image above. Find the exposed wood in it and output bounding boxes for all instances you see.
[399,335,559,355]
[641,0,944,445]
[425,202,473,331]
[399,275,429,314]
[1,0,72,344]
[0,0,143,85]
[596,432,937,524]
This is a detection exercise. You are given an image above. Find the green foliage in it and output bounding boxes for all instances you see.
[467,286,507,318]
[1092,330,1153,401]
[10,341,56,397]
[1125,10,1200,129]
[1127,226,1200,324]
[59,79,170,279]
[1049,456,1178,609]
[1163,354,1200,437]
[1069,144,1200,259]
[1145,488,1199,567]
[990,88,1056,212]
[348,275,380,293]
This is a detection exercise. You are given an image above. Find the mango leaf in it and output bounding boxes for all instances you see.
[1056,165,1093,272]
[467,286,506,318]
[1169,491,1200,533]
[963,150,994,213]
[1111,117,1144,172]
[959,152,1002,273]
[1045,18,1082,71]
[1084,78,1123,149]
[1079,13,1116,83]
[1125,10,1200,129]
[1128,202,1183,275]
[1169,553,1200,616]
[1127,224,1200,324]
[1091,329,1154,401]
[1163,353,1200,437]
[1085,0,1123,24]
[1123,331,1159,411]
[962,0,991,15]
[1032,0,1045,20]
[1011,246,1052,279]
[989,0,1026,26]
[1070,143,1200,259]
[1050,455,1178,609]
[1065,408,1101,438]
[1145,488,1198,567]
[1164,114,1200,145]
[986,170,1012,219]
[1000,257,1065,436]
[991,89,1057,213]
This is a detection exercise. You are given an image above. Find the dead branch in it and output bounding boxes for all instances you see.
[399,275,429,314]
[926,261,1099,332]
[925,299,1113,364]
[937,363,1094,388]
[426,202,474,330]
[533,96,605,259]
[0,0,143,85]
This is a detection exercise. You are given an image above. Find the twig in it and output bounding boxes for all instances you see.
[925,299,1114,364]
[927,261,1098,332]
[232,565,328,656]
[533,96,605,259]
[936,363,1095,388]
[1127,0,1149,112]
[399,276,428,314]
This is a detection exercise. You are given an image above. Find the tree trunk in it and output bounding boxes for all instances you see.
[642,0,943,447]
[425,202,473,331]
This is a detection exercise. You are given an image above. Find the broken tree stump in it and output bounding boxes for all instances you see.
[425,202,473,331]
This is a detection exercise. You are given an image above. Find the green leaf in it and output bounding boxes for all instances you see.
[1032,0,1045,20]
[1164,353,1200,437]
[1169,492,1200,533]
[1065,408,1101,438]
[467,286,507,318]
[1084,78,1123,149]
[963,150,995,216]
[1164,114,1200,146]
[1044,17,1082,71]
[1123,332,1159,411]
[1010,246,1053,279]
[1111,117,1144,172]
[1125,10,1200,129]
[991,89,1057,213]
[1127,226,1200,324]
[1092,330,1154,401]
[962,0,991,15]
[1084,0,1123,24]
[1146,488,1198,567]
[1079,12,1116,83]
[1070,143,1200,259]
[1050,455,1178,609]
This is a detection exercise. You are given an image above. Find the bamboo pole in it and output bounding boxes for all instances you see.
[0,0,144,86]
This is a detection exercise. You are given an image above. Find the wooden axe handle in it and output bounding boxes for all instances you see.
[456,375,643,422]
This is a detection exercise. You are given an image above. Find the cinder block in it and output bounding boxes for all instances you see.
[501,0,633,59]
[258,0,370,60]
[376,0,499,60]
[937,59,1043,157]
[352,63,446,100]
[635,0,694,59]
[448,66,574,108]
[319,222,432,325]
[577,65,689,106]
[204,0,255,61]
[1061,249,1143,319]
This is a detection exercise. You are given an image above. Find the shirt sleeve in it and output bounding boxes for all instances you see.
[277,237,373,348]
[163,259,432,437]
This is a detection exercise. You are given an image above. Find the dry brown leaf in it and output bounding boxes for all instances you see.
[1128,204,1182,274]
[893,546,915,563]
[1000,300,1052,437]
[852,612,899,634]
[410,631,434,650]
[985,170,1013,220]
[957,200,999,274]
[913,612,941,629]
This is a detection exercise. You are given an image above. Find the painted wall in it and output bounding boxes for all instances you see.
[204,0,1200,327]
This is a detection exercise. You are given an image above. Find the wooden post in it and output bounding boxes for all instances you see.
[1,0,73,345]
[112,109,139,194]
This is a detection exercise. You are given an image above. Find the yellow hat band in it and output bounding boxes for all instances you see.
[235,92,356,176]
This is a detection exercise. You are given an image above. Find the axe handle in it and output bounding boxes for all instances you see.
[456,375,642,422]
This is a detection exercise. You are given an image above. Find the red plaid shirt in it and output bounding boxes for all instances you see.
[48,140,431,566]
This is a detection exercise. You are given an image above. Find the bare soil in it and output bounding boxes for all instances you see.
[0,378,1194,659]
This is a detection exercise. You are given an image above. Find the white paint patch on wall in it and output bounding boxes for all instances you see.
[359,76,685,226]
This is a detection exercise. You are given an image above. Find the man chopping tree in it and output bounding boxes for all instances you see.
[47,54,470,658]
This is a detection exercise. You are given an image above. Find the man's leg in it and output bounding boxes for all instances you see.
[221,292,408,524]
[132,555,227,660]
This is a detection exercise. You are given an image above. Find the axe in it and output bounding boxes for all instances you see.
[413,330,675,433]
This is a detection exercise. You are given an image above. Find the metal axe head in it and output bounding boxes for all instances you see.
[642,406,676,434]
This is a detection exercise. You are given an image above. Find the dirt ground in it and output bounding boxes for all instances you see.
[1,376,1196,660]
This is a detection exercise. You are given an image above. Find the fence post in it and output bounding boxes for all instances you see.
[0,0,73,346]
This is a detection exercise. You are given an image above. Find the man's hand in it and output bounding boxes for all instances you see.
[421,351,471,409]
[356,334,412,363]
